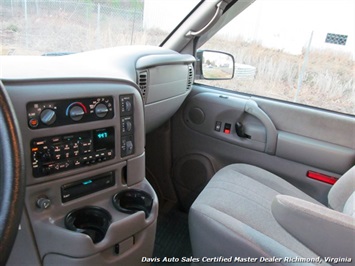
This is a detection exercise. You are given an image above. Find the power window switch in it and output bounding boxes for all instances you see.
[215,121,222,132]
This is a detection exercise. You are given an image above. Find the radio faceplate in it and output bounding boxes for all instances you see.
[31,127,115,177]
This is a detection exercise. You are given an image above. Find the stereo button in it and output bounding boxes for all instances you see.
[41,152,52,163]
[33,140,46,146]
[41,166,52,176]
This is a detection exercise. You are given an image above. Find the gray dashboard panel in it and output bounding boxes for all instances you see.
[136,53,195,69]
[146,64,191,104]
[1,46,195,133]
[4,79,144,185]
[3,78,157,265]
[1,45,196,265]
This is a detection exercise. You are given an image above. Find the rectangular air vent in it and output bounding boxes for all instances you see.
[187,64,194,91]
[137,70,148,101]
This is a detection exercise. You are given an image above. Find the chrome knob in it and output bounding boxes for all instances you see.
[69,105,85,121]
[95,103,109,118]
[40,109,56,125]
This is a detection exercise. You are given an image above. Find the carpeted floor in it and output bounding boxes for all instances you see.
[152,203,193,265]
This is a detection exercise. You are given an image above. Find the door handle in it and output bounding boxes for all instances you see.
[235,122,251,139]
[244,100,278,154]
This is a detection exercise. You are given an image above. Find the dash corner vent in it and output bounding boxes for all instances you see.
[187,64,194,91]
[137,70,148,100]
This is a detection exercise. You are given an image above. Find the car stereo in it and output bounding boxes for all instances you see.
[31,127,115,177]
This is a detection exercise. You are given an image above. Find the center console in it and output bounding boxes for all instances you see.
[6,79,157,266]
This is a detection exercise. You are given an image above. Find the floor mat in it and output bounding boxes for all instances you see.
[152,204,192,265]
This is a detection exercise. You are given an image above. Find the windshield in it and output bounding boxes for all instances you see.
[1,0,199,56]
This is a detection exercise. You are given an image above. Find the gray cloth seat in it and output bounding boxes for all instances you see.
[189,164,355,266]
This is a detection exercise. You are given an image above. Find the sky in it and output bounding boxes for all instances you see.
[144,0,355,57]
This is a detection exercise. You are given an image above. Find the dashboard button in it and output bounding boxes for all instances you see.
[126,140,134,155]
[29,118,39,128]
[126,121,132,132]
[36,197,51,210]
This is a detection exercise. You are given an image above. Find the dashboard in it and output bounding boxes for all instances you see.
[1,46,195,265]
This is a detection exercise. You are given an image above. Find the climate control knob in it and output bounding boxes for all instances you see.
[95,103,109,118]
[40,109,56,126]
[125,100,132,112]
[69,105,85,121]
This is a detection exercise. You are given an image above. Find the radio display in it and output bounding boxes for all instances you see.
[93,127,115,151]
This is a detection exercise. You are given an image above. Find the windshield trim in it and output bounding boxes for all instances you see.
[160,0,204,47]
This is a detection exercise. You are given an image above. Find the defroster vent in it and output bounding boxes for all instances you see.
[187,64,194,91]
[137,70,148,101]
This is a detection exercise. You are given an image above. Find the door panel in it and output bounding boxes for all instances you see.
[183,92,268,153]
[277,131,354,174]
[171,84,355,207]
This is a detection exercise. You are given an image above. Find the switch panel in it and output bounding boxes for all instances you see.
[120,94,134,157]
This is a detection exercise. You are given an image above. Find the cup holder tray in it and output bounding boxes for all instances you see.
[65,206,112,243]
[112,189,153,218]
[64,189,153,244]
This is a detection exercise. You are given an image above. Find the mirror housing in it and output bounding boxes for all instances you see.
[196,50,235,80]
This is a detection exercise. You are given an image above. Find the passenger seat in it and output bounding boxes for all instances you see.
[189,164,355,265]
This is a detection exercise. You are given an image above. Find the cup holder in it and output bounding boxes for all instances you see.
[112,189,153,218]
[65,206,112,244]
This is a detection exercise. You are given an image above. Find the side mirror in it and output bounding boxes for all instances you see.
[196,50,235,80]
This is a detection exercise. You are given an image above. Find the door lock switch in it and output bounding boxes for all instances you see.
[224,123,231,134]
[215,121,222,132]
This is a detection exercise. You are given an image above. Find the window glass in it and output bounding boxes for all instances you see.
[198,0,354,115]
[1,0,198,55]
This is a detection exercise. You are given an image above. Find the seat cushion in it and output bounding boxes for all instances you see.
[189,164,329,264]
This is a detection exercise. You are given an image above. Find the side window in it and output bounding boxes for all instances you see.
[197,0,354,115]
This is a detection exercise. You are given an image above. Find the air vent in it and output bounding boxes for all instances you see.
[187,64,194,91]
[137,70,148,101]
